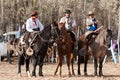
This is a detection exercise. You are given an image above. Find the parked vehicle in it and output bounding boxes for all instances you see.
[0,31,18,61]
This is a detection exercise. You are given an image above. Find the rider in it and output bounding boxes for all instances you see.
[86,11,98,31]
[25,10,44,48]
[59,9,77,42]
[85,11,99,39]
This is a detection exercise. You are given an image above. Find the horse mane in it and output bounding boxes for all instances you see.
[40,25,51,35]
[35,25,51,41]
[95,28,107,45]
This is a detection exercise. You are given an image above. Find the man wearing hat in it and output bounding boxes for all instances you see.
[86,11,98,31]
[59,9,77,42]
[25,10,44,48]
[26,10,44,32]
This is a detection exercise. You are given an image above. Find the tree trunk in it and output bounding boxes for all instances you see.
[117,7,120,63]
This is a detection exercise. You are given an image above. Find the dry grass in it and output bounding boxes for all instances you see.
[0,61,120,80]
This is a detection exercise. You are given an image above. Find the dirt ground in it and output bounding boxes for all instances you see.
[0,60,120,80]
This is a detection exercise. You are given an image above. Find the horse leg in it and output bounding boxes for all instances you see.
[18,55,24,77]
[94,57,98,76]
[26,57,31,77]
[59,61,62,76]
[32,56,37,77]
[84,54,89,76]
[71,53,75,75]
[99,57,104,77]
[7,51,13,64]
[39,56,45,76]
[54,63,59,76]
[77,55,81,75]
[67,54,71,76]
[54,55,61,76]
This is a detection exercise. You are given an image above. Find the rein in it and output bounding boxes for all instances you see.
[53,27,61,41]
[29,32,54,46]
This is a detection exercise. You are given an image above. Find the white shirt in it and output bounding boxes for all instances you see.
[26,17,44,32]
[60,17,76,30]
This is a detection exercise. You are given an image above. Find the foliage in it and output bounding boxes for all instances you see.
[0,0,119,38]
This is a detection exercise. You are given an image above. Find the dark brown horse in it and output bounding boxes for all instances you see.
[17,23,56,77]
[78,28,112,77]
[54,23,75,76]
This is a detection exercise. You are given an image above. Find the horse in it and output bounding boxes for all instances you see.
[77,27,112,77]
[54,23,75,76]
[7,38,19,64]
[17,34,31,77]
[17,23,57,77]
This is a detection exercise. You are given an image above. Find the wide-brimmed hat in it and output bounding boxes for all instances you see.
[88,11,94,15]
[64,9,72,14]
[30,10,39,16]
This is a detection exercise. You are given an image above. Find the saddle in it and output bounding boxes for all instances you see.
[84,26,103,41]
[19,32,39,56]
[80,31,98,44]
[20,31,39,45]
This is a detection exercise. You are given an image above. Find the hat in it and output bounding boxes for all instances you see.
[64,9,72,14]
[30,10,39,16]
[88,11,94,15]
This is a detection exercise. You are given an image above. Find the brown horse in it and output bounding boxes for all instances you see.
[7,38,19,64]
[54,23,75,76]
[77,28,112,77]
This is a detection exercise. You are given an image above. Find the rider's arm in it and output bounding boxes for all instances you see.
[86,18,93,26]
[86,18,94,29]
[72,18,77,27]
[37,19,44,32]
[71,18,77,31]
[60,17,66,23]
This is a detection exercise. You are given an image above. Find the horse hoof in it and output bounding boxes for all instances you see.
[100,76,104,79]
[72,73,75,76]
[39,74,44,76]
[18,73,22,77]
[9,62,12,64]
[68,73,72,77]
[78,72,81,75]
[32,76,36,78]
[54,74,56,76]
[95,75,98,78]
[68,74,72,77]
[99,74,104,77]
[84,72,88,76]
[32,71,36,77]
[32,74,36,77]
[39,75,43,76]
[27,71,31,78]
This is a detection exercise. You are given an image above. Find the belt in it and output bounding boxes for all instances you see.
[32,28,39,31]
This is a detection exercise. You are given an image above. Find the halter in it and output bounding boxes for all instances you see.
[50,24,62,41]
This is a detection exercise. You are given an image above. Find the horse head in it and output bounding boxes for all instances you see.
[106,28,112,47]
[50,22,66,42]
[95,27,112,48]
